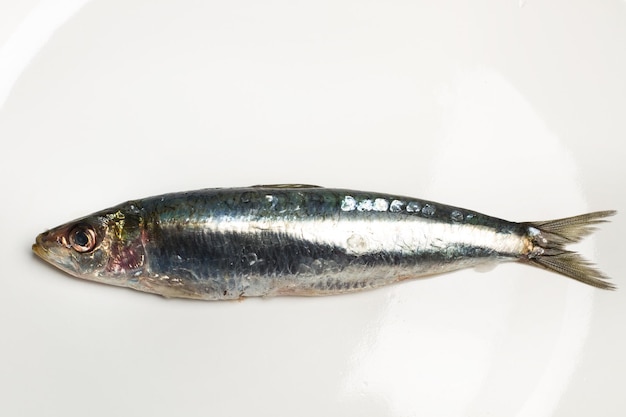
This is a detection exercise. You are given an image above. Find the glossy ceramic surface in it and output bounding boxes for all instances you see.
[1,1,624,416]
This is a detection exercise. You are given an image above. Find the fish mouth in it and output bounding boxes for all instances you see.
[32,230,64,264]
[32,230,79,277]
[32,226,70,258]
[32,233,49,259]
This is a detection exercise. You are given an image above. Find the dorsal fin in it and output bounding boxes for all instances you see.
[251,184,323,189]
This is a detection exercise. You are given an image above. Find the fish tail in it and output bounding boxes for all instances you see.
[521,210,617,290]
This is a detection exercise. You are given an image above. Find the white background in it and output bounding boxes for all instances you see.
[1,1,625,416]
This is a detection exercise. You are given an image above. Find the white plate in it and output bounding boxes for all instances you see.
[1,2,624,416]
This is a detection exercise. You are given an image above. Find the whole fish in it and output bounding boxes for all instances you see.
[32,185,616,299]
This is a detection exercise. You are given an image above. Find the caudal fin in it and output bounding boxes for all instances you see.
[523,211,616,290]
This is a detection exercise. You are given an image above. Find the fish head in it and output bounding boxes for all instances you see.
[32,205,146,287]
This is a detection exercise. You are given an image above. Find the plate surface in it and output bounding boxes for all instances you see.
[1,1,624,416]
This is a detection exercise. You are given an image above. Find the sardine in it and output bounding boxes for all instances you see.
[32,185,616,299]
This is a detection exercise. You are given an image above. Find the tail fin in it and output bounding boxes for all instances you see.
[522,211,616,290]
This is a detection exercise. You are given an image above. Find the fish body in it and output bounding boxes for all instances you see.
[32,185,615,299]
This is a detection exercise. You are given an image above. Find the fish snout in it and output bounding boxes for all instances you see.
[32,228,70,258]
[32,231,52,258]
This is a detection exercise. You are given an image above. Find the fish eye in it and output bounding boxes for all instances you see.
[68,225,97,253]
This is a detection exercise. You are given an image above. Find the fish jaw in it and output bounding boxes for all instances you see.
[32,227,86,279]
